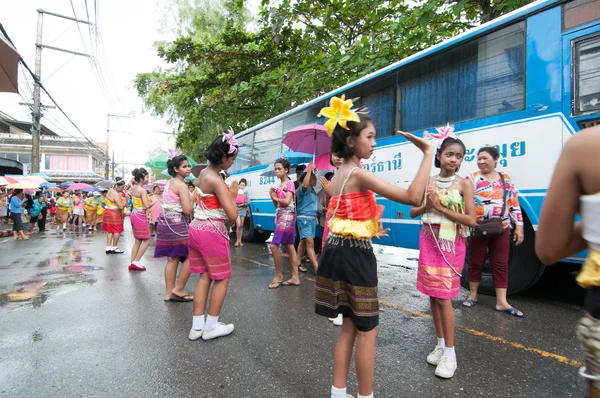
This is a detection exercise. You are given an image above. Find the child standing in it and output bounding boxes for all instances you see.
[409,126,476,379]
[188,131,239,341]
[315,95,433,398]
[268,158,300,288]
[296,163,319,273]
[234,178,249,247]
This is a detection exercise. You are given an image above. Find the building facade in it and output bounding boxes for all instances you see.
[0,114,107,182]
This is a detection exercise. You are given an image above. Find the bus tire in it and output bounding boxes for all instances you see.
[242,210,271,243]
[461,213,545,296]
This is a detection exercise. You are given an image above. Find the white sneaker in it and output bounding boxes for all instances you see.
[435,355,457,378]
[426,346,444,365]
[188,329,203,340]
[333,314,343,326]
[328,318,336,322]
[202,322,234,340]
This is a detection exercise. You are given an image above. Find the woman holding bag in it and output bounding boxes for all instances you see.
[462,146,525,317]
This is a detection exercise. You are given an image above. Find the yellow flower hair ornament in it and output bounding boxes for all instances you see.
[318,94,361,136]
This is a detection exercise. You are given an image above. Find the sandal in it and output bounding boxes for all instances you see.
[298,265,308,273]
[268,279,283,289]
[496,307,526,318]
[461,299,478,308]
[281,280,300,287]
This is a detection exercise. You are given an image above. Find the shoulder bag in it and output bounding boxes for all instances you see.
[473,172,506,237]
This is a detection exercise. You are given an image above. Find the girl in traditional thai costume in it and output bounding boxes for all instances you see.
[409,127,476,379]
[315,95,433,398]
[268,158,300,288]
[128,168,155,271]
[536,125,600,394]
[155,153,195,302]
[188,131,239,341]
[84,192,100,231]
[56,190,71,231]
[102,179,126,254]
[149,185,163,236]
[234,178,249,247]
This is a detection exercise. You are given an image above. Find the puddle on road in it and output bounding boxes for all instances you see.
[0,248,101,313]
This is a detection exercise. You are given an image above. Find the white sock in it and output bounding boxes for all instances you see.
[331,386,347,397]
[444,346,456,359]
[192,315,205,331]
[205,315,219,331]
[437,337,445,347]
[358,393,373,398]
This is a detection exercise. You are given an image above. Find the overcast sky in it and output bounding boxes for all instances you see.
[0,0,179,172]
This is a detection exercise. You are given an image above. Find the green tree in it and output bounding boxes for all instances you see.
[136,0,534,159]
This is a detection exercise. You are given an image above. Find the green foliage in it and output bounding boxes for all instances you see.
[136,0,534,160]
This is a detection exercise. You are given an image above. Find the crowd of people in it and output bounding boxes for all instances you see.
[2,93,596,397]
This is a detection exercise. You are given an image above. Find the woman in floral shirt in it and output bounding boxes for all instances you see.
[462,146,526,318]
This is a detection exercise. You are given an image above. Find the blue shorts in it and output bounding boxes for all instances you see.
[297,216,317,239]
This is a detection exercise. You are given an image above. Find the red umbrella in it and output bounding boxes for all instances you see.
[282,124,330,157]
[67,183,92,191]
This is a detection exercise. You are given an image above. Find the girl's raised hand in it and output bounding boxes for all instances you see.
[397,131,433,154]
[229,181,239,200]
[320,176,333,196]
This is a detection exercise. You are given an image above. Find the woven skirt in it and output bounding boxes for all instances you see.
[130,209,151,240]
[188,219,231,280]
[315,235,379,332]
[154,212,189,259]
[102,209,124,234]
[85,208,97,226]
[271,207,296,246]
[416,226,466,300]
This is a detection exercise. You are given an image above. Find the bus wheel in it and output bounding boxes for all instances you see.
[242,210,271,243]
[461,213,545,296]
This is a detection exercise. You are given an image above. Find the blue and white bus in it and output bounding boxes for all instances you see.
[227,0,600,294]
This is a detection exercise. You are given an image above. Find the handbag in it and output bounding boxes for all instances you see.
[473,172,506,237]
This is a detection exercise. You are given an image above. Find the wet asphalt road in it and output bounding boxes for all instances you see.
[0,221,586,397]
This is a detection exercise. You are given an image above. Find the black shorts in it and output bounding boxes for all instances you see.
[10,212,23,231]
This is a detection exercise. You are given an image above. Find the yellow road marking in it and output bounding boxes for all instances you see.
[241,256,583,368]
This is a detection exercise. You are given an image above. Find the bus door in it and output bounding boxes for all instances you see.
[561,4,600,262]
[562,1,600,133]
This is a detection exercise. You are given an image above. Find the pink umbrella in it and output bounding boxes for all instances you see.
[153,180,168,185]
[0,176,19,185]
[67,182,92,191]
[282,124,330,157]
[314,153,335,171]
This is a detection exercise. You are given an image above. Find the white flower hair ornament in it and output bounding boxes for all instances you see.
[426,124,458,149]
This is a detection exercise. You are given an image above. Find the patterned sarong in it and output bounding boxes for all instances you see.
[416,225,465,300]
[188,219,231,280]
[154,212,189,259]
[102,208,124,234]
[130,209,151,240]
[271,207,296,245]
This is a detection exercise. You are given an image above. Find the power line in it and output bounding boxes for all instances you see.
[0,22,105,154]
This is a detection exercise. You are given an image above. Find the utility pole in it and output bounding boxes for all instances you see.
[111,149,116,180]
[31,9,91,173]
[31,12,43,173]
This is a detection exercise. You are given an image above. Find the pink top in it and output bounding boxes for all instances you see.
[74,196,84,209]
[149,194,163,224]
[235,191,248,205]
[275,180,295,209]
[163,180,180,205]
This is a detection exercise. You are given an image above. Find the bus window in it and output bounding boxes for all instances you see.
[253,120,283,166]
[564,0,600,30]
[283,108,322,132]
[361,86,395,138]
[230,133,254,172]
[400,23,525,132]
[574,34,600,115]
